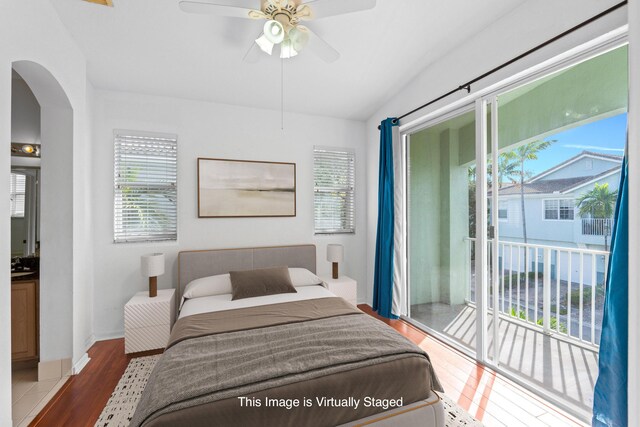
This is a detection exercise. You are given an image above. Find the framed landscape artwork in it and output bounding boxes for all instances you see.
[197,158,296,218]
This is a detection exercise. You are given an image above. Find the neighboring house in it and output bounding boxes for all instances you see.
[495,151,622,283]
[498,151,621,248]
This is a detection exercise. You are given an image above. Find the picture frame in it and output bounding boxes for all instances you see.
[197,157,296,218]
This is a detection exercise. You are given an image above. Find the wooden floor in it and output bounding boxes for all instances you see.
[30,305,586,427]
[360,306,586,427]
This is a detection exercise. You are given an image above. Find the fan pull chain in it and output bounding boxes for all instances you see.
[281,57,284,130]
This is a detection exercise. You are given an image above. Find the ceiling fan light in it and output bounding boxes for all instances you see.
[280,38,298,59]
[263,20,285,44]
[255,34,274,55]
[289,27,309,51]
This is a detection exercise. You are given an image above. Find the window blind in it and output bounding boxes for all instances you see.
[314,146,355,234]
[114,131,177,243]
[10,173,26,218]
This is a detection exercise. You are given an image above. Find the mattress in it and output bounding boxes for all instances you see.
[178,284,334,318]
[131,289,443,427]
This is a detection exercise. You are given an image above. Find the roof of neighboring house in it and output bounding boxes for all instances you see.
[529,150,622,182]
[496,166,620,196]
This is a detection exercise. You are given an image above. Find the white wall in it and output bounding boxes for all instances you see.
[91,90,367,338]
[11,74,40,144]
[0,0,94,423]
[364,0,628,305]
[38,105,73,361]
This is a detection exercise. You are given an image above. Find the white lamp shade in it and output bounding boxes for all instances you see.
[255,34,275,55]
[280,38,298,59]
[141,253,165,277]
[326,244,344,263]
[289,27,309,52]
[263,20,285,44]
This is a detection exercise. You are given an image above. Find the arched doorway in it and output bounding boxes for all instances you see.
[9,60,74,424]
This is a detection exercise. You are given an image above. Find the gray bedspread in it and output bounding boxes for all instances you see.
[129,312,442,427]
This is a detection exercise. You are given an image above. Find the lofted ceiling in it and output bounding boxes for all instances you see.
[50,0,525,120]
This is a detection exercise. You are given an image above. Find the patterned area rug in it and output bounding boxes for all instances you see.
[96,355,483,426]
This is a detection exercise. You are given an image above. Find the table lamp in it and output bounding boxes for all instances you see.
[326,244,344,279]
[141,253,165,297]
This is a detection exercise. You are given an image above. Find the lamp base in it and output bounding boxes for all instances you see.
[332,262,339,279]
[149,276,157,298]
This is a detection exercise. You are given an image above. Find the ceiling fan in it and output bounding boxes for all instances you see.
[178,0,376,62]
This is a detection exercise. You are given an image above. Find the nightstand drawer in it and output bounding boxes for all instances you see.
[125,301,172,329]
[124,289,175,329]
[125,324,170,353]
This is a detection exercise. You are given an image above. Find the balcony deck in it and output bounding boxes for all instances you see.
[410,302,598,421]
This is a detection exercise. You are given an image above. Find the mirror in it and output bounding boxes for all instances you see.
[10,167,39,257]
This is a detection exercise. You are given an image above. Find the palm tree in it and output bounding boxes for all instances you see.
[467,152,520,239]
[495,152,519,189]
[576,182,618,251]
[511,140,554,244]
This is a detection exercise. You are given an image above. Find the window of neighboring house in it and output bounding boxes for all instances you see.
[544,199,574,220]
[559,199,575,220]
[114,131,178,243]
[10,173,26,218]
[498,201,508,220]
[313,146,355,234]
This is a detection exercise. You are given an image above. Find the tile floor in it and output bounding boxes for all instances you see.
[11,367,69,427]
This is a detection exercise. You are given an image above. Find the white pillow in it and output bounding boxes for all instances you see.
[288,268,323,287]
[183,273,232,299]
[182,268,322,301]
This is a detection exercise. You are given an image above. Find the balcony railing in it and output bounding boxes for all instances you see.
[581,218,613,236]
[466,238,609,348]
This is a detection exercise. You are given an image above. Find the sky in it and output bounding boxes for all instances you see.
[526,113,627,176]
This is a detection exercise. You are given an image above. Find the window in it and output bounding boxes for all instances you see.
[10,173,26,218]
[498,201,508,220]
[544,200,559,219]
[313,146,355,234]
[559,199,575,220]
[544,199,574,220]
[114,131,177,243]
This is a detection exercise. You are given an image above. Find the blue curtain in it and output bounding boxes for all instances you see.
[373,118,399,319]
[593,157,628,427]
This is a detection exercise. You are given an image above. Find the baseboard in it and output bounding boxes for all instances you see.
[72,352,91,375]
[94,331,124,342]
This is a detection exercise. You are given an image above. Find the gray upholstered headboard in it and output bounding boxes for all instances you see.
[177,244,317,311]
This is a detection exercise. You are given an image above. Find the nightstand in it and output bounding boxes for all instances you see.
[322,275,357,307]
[124,289,175,354]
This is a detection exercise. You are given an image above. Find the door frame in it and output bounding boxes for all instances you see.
[399,29,629,420]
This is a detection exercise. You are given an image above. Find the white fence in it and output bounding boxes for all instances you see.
[466,238,609,347]
[581,218,613,236]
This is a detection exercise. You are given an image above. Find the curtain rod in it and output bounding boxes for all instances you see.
[378,0,628,130]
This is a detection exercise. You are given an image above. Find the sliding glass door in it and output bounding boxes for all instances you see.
[407,108,477,354]
[406,42,628,421]
[484,44,627,418]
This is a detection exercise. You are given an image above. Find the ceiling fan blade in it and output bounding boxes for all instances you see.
[300,26,340,63]
[179,1,264,19]
[302,0,376,20]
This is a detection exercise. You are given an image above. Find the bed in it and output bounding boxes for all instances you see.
[130,245,445,427]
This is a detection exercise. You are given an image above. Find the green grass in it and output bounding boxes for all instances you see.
[509,307,567,333]
[569,284,605,305]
